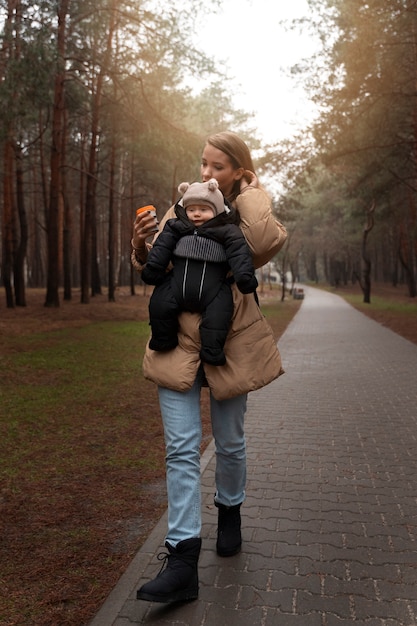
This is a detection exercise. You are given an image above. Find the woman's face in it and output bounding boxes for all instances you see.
[200,143,243,198]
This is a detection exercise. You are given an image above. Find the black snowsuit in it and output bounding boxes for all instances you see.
[141,202,258,366]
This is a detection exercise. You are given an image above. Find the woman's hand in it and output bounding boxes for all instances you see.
[132,210,158,249]
[240,170,258,192]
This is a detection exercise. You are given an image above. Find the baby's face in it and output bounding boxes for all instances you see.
[185,204,215,227]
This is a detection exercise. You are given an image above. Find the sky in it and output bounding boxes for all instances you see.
[194,0,320,144]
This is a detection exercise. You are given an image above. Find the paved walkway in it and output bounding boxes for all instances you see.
[90,286,417,626]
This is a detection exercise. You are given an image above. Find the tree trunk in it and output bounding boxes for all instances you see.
[91,208,102,296]
[62,108,72,301]
[13,144,27,306]
[360,201,375,304]
[44,0,70,307]
[2,137,15,308]
[81,0,116,303]
[1,0,18,307]
[129,155,136,296]
[398,227,417,298]
[108,139,116,302]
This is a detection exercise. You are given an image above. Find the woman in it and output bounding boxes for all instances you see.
[131,131,287,604]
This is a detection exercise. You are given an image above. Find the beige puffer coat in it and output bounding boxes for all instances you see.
[140,186,288,400]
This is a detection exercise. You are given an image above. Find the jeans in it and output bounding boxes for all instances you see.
[158,367,247,546]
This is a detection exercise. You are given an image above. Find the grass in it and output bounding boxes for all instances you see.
[0,318,168,625]
[0,321,153,474]
[261,300,299,329]
[342,292,417,314]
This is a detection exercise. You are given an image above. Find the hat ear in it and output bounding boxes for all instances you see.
[178,182,189,195]
[207,178,219,191]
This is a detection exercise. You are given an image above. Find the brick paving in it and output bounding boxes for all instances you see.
[90,286,417,626]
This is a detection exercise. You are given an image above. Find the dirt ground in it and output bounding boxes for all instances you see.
[2,282,415,343]
[0,286,151,338]
[0,282,416,626]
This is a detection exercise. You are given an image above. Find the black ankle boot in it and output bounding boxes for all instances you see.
[215,502,242,557]
[136,537,201,603]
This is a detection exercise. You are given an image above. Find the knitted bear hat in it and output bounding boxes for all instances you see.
[178,178,229,216]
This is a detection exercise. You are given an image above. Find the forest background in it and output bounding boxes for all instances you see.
[1,0,417,624]
[1,0,417,307]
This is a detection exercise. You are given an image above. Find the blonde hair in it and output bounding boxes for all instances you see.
[206,131,256,201]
